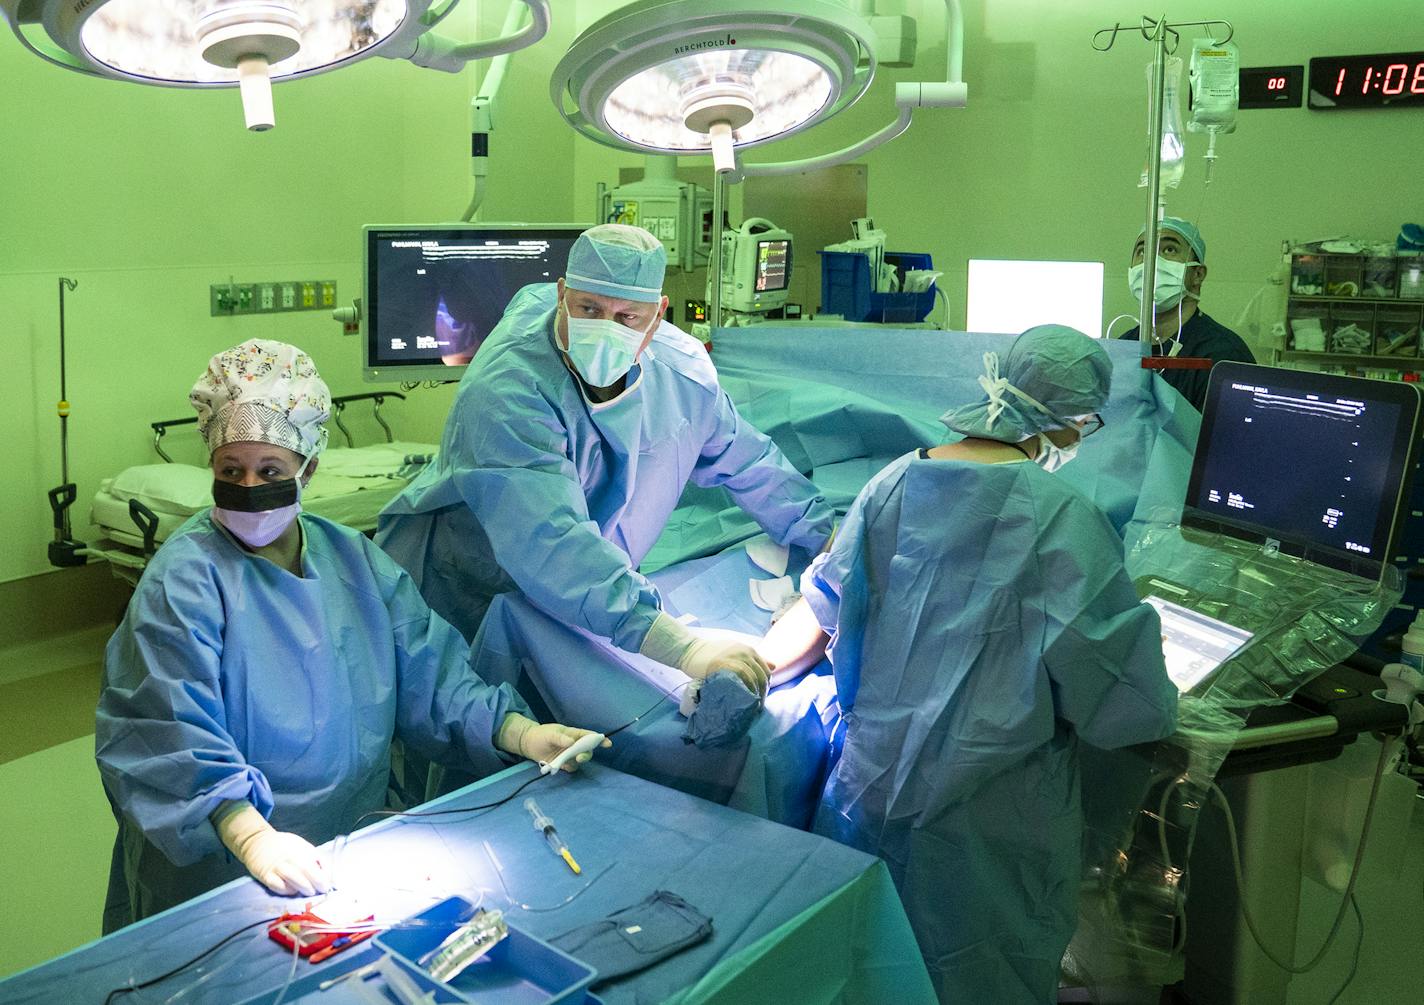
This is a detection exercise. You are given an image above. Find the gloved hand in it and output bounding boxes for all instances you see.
[213,801,330,897]
[497,714,612,772]
[639,613,771,697]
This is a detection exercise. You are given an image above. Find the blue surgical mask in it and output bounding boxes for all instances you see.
[562,307,656,387]
[212,456,311,548]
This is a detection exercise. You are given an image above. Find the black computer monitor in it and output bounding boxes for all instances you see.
[363,223,589,382]
[1184,362,1422,580]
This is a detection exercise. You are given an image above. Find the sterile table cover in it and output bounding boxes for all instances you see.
[641,326,1199,572]
[0,765,933,1005]
[470,549,839,828]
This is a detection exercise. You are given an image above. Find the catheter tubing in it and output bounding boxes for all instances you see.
[733,0,962,180]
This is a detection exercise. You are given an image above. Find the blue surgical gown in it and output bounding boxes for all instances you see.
[802,452,1178,1003]
[96,512,529,928]
[376,283,833,647]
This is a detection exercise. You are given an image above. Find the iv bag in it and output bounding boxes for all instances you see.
[1140,56,1186,190]
[1189,38,1239,134]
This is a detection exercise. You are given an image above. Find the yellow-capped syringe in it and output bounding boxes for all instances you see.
[524,798,581,874]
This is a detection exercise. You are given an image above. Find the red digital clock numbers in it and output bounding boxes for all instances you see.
[1310,51,1424,109]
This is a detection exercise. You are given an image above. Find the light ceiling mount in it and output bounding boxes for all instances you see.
[551,0,877,165]
[0,0,551,131]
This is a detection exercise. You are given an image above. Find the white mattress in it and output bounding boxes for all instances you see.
[91,441,436,548]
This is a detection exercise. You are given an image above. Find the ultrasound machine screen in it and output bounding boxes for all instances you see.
[1185,363,1421,579]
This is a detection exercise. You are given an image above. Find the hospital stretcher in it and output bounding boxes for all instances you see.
[57,391,436,585]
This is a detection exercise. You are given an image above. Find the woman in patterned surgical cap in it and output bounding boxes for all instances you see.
[96,339,608,930]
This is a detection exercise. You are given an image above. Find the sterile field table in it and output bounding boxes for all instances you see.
[0,763,931,1004]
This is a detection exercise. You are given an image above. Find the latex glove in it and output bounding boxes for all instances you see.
[497,714,612,772]
[213,801,330,897]
[639,613,770,697]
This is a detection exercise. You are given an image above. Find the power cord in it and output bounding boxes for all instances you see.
[1205,732,1399,976]
[351,680,690,829]
[103,915,278,1005]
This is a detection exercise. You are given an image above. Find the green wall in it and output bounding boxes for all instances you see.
[4,0,1422,589]
[2,1,576,585]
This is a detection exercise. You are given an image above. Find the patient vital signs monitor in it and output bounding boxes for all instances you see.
[1185,362,1422,581]
[364,224,588,382]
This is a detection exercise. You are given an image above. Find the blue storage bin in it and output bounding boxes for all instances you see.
[819,250,937,323]
[374,896,597,1005]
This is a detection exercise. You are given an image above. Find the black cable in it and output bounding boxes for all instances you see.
[103,915,278,1005]
[1324,894,1364,1005]
[353,679,690,830]
[605,679,691,738]
[352,770,545,828]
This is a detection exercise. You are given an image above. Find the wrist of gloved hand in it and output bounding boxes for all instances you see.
[637,612,696,668]
[496,712,537,760]
[212,801,330,897]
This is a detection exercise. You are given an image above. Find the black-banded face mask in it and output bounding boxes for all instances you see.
[211,477,298,513]
[210,453,311,548]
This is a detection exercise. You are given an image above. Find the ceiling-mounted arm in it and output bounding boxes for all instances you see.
[733,0,965,181]
[389,0,550,74]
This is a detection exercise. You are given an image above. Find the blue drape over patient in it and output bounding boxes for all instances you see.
[802,452,1178,1002]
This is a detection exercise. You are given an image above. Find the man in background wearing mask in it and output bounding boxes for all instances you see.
[1120,217,1254,411]
[378,224,833,700]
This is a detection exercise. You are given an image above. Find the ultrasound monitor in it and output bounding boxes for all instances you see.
[1185,362,1422,580]
[364,224,588,382]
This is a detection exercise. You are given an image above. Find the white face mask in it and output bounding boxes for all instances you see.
[1034,433,1079,473]
[1128,256,1199,311]
[562,305,657,387]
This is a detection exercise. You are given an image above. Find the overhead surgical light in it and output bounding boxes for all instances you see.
[552,0,966,179]
[0,0,549,131]
[552,0,876,174]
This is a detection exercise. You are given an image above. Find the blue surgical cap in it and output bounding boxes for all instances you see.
[940,325,1112,442]
[564,223,667,303]
[1137,216,1206,263]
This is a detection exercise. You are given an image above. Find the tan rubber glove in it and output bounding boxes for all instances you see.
[639,613,770,697]
[212,801,330,897]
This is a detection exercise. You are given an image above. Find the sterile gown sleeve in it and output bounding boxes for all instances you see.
[96,555,272,868]
[690,388,834,552]
[801,452,914,632]
[1038,496,1179,748]
[373,542,532,776]
[448,383,664,652]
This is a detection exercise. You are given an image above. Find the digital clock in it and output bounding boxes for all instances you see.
[1308,51,1424,109]
[1239,65,1303,108]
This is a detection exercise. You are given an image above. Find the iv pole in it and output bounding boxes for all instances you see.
[1094,15,1233,343]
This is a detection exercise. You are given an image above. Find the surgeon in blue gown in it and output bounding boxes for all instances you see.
[760,325,1179,1003]
[96,340,605,931]
[377,224,833,698]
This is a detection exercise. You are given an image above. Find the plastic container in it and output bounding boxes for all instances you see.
[375,896,596,1005]
[819,250,937,323]
[1290,253,1325,295]
[1323,254,1364,297]
[1376,305,1422,357]
[1401,610,1424,672]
